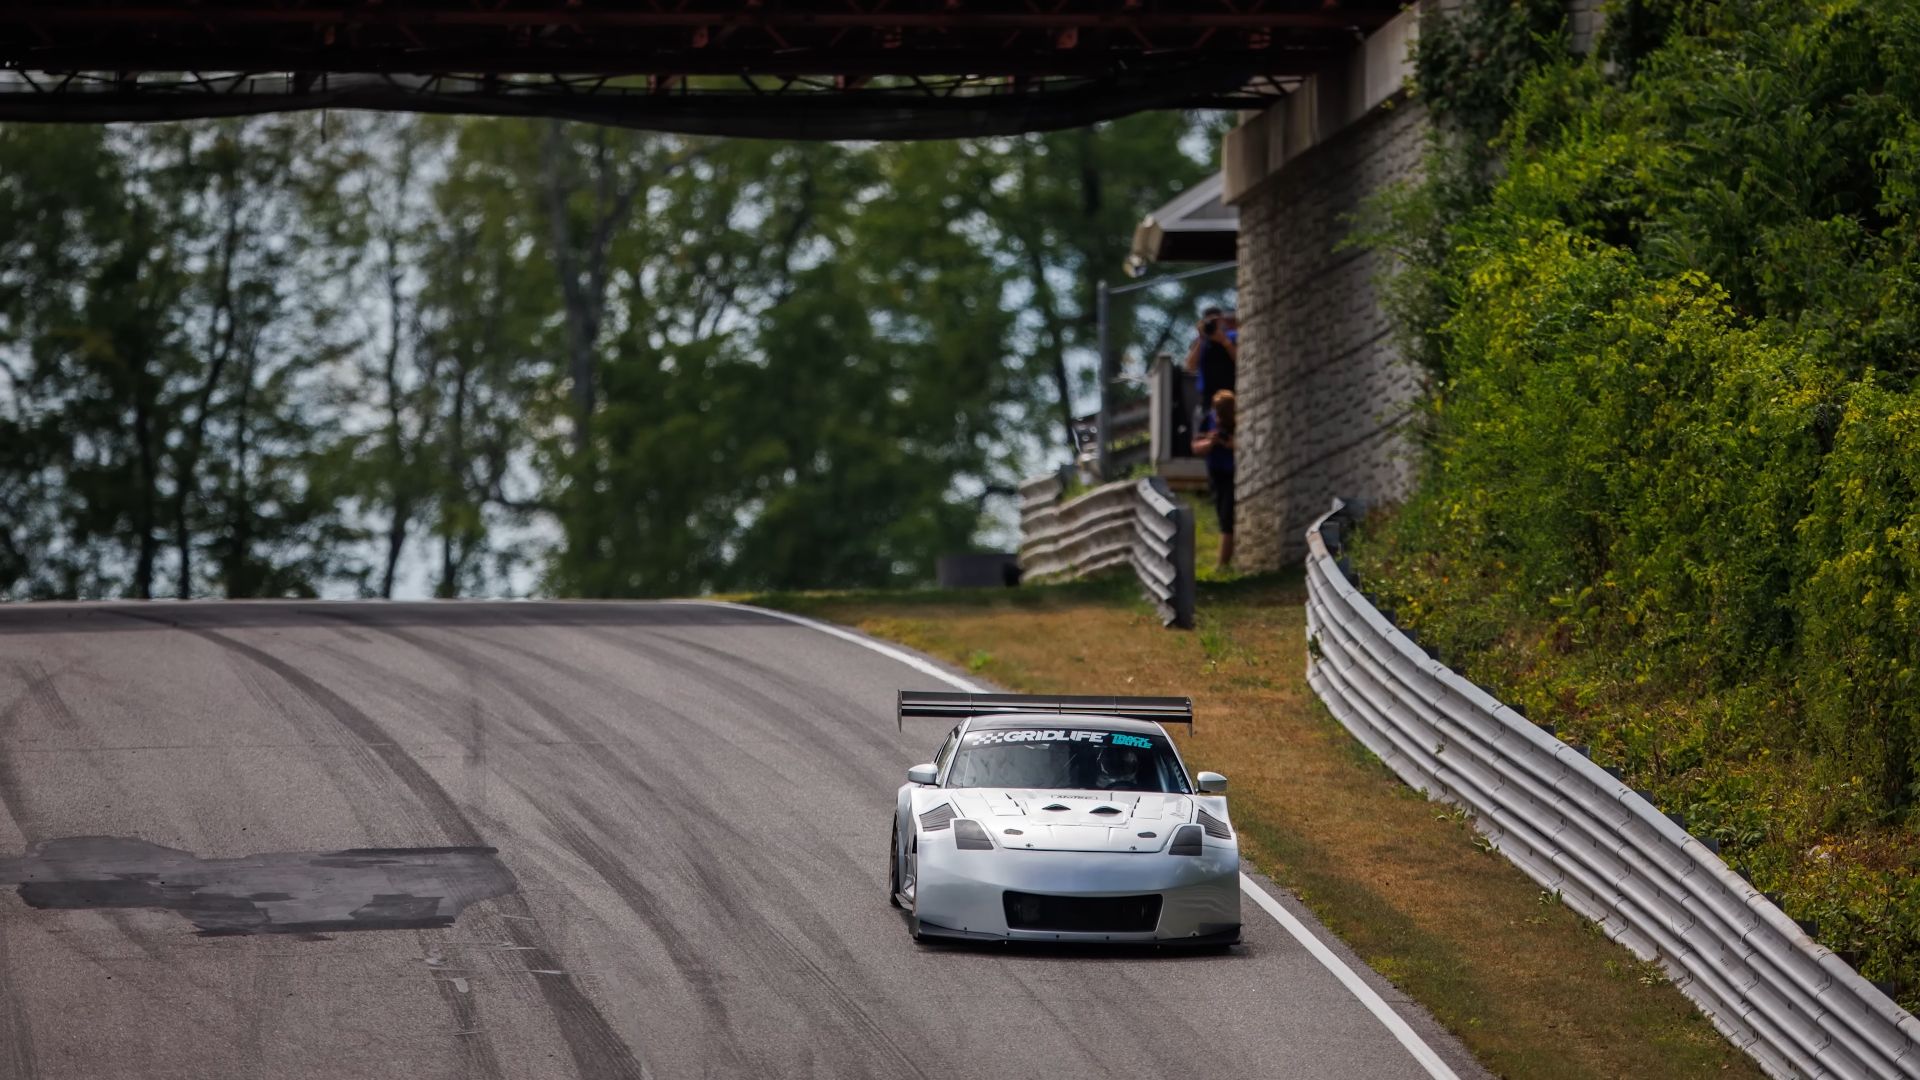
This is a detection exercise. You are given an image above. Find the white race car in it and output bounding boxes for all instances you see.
[889,692,1240,945]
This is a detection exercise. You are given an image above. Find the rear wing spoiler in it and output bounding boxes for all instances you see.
[897,690,1192,732]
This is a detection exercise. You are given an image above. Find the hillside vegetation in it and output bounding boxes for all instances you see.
[1357,0,1920,1003]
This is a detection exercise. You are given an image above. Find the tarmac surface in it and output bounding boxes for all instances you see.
[0,601,1490,1079]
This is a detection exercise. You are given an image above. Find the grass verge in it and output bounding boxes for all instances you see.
[750,573,1763,1080]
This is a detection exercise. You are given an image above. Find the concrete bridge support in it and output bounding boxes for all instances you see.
[1221,2,1602,570]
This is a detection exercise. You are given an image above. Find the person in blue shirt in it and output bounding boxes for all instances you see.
[1184,307,1237,401]
[1191,389,1236,570]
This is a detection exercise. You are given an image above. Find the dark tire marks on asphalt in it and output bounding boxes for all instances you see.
[0,660,92,840]
[108,610,645,1080]
[316,611,930,1078]
[0,922,38,1080]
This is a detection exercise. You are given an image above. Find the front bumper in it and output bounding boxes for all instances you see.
[912,838,1241,944]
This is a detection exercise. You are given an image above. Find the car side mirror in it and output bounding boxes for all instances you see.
[907,763,939,786]
[1196,771,1228,793]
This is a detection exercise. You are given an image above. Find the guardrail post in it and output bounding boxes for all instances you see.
[1095,279,1112,481]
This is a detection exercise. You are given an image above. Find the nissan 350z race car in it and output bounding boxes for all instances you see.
[889,691,1240,946]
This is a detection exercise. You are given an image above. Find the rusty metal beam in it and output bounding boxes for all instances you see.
[0,1,1392,134]
[0,6,1383,32]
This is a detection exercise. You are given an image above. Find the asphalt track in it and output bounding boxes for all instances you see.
[0,602,1490,1080]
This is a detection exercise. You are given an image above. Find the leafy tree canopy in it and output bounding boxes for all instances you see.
[0,111,1221,600]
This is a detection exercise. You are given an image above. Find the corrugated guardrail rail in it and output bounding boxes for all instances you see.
[1303,499,1920,1080]
[1018,471,1194,628]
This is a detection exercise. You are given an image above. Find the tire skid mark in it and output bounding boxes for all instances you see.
[243,930,272,1078]
[0,664,41,837]
[17,661,82,738]
[538,804,751,1075]
[315,609,779,1003]
[477,625,881,898]
[549,777,929,1080]
[316,623,500,820]
[574,625,888,790]
[202,633,479,848]
[425,923,506,1080]
[345,620,763,855]
[995,963,1106,1070]
[0,659,98,838]
[0,921,39,1080]
[27,918,187,1013]
[107,610,645,1080]
[306,630,559,754]
[449,618,827,799]
[89,908,245,1013]
[353,614,929,1078]
[1092,961,1218,1074]
[646,790,937,1080]
[230,660,440,845]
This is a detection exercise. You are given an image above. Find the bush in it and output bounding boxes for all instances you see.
[1363,0,1920,1002]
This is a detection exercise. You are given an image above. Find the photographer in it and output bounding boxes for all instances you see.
[1183,306,1237,400]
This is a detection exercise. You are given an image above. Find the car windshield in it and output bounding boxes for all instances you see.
[945,727,1190,793]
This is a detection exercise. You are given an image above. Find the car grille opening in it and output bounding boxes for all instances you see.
[1002,891,1163,934]
[919,804,956,832]
[1196,808,1232,839]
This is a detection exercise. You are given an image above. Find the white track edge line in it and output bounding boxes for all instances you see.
[664,600,988,693]
[1238,872,1460,1080]
[682,598,1460,1080]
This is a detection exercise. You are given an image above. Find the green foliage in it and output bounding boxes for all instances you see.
[1362,0,1920,1002]
[1416,0,1571,149]
[0,118,366,599]
[0,110,1220,599]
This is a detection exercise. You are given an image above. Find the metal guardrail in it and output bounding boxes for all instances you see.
[1018,472,1194,628]
[1303,499,1920,1080]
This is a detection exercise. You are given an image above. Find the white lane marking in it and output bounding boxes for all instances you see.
[1239,872,1461,1080]
[680,598,1459,1080]
[664,600,988,693]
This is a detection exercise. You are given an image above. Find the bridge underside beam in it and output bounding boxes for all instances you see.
[0,1,1402,136]
[0,68,1307,138]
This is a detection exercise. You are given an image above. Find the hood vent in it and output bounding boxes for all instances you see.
[1089,806,1123,816]
[1042,804,1070,812]
[1197,808,1232,839]
[919,804,956,832]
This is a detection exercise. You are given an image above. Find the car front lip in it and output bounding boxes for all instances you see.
[912,838,1241,942]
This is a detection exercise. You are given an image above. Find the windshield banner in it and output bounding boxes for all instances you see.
[963,729,1159,748]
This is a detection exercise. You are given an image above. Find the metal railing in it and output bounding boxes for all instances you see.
[1071,399,1151,477]
[1018,472,1195,628]
[1303,499,1920,1080]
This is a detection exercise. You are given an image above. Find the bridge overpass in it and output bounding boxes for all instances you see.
[0,1,1405,138]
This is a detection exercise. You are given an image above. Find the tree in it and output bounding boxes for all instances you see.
[0,108,1230,599]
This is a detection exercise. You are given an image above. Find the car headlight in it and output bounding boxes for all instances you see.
[953,819,994,850]
[1169,824,1204,856]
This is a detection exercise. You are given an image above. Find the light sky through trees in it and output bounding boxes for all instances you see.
[0,110,1226,599]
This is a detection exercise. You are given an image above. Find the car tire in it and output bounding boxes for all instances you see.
[888,823,904,909]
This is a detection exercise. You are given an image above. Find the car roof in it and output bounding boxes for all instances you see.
[965,712,1167,736]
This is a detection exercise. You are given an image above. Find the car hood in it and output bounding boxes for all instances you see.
[943,789,1193,853]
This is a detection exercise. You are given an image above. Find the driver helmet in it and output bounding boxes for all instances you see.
[1098,747,1141,787]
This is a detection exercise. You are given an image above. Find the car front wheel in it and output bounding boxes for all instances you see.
[888,823,904,909]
